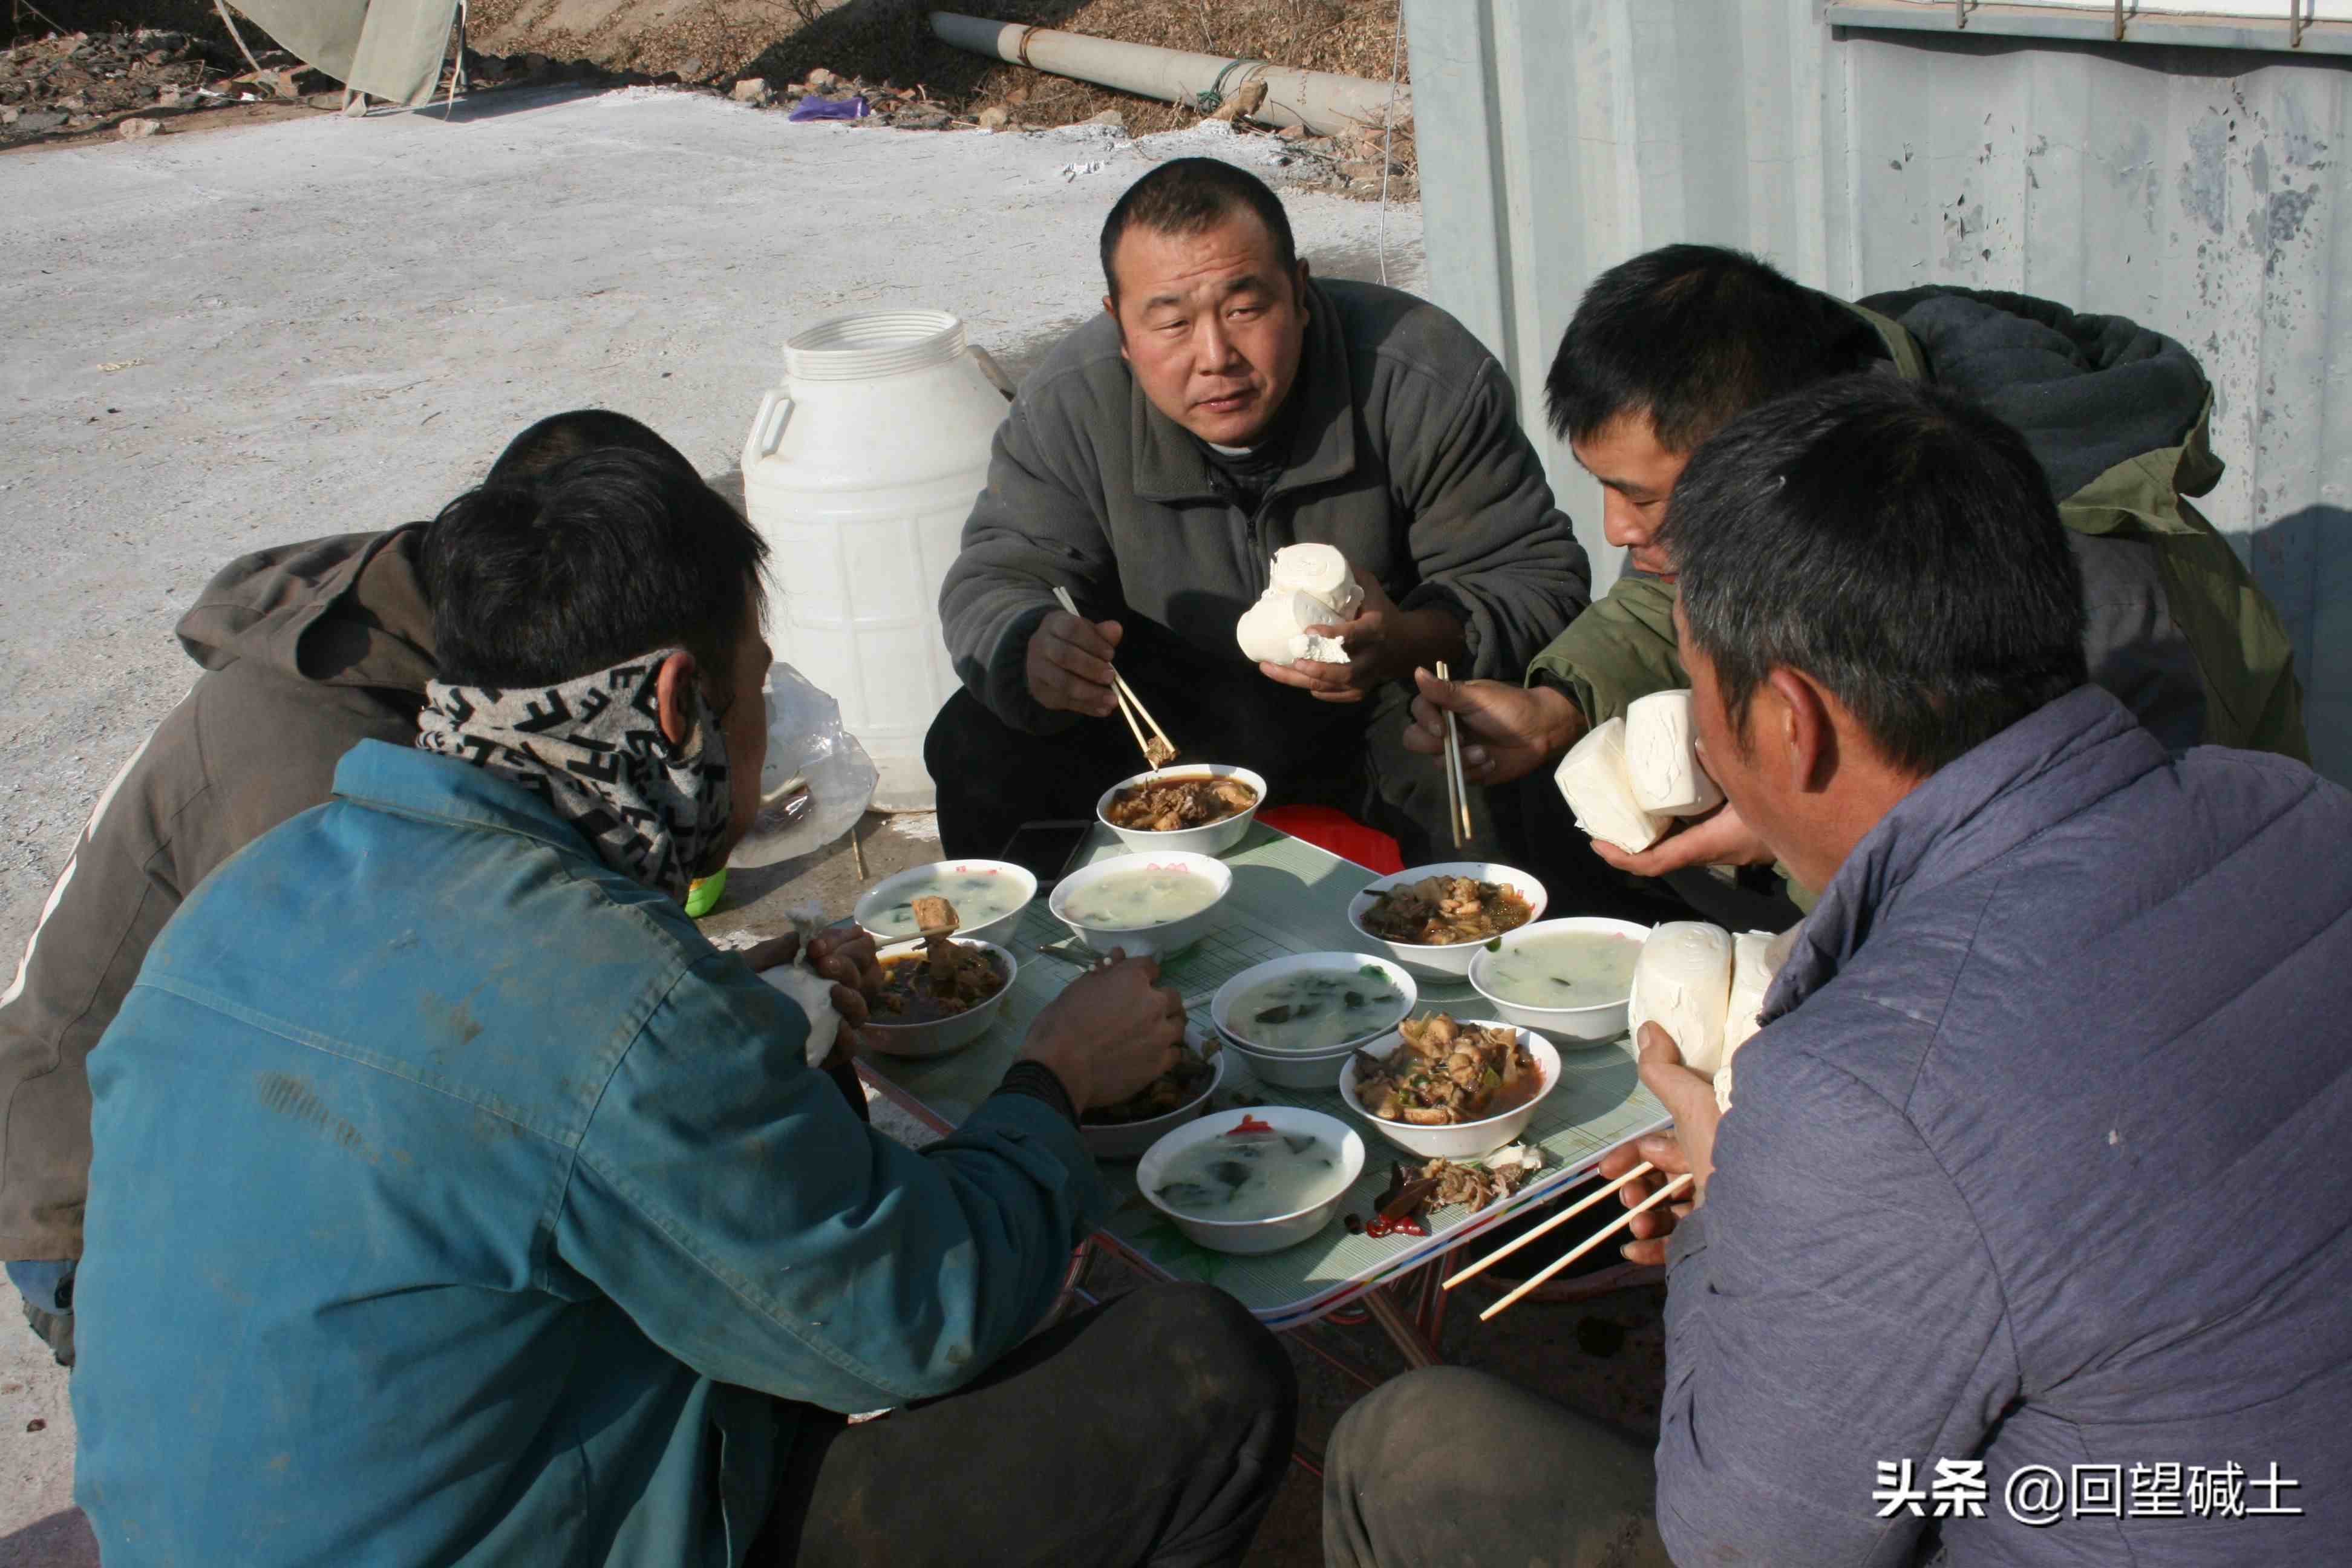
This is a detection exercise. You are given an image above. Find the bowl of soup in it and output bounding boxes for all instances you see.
[1468,918,1651,1044]
[1211,952,1418,1088]
[1137,1105,1365,1255]
[854,859,1037,949]
[862,937,1017,1059]
[1048,851,1232,959]
[1096,764,1267,857]
[1345,861,1548,981]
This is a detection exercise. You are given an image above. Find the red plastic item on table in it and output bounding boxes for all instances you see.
[1256,806,1403,875]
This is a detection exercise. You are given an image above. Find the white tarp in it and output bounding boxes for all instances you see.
[229,0,459,108]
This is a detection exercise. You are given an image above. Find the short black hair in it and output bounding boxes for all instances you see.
[1546,244,1886,452]
[1662,376,2087,777]
[423,448,769,693]
[1100,157,1299,302]
[485,408,697,490]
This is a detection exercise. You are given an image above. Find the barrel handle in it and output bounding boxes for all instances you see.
[743,390,794,468]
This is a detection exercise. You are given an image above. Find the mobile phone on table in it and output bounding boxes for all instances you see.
[998,819,1094,891]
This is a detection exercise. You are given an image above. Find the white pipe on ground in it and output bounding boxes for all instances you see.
[929,11,1409,137]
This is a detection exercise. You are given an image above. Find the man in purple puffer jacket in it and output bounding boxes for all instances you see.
[1324,376,2352,1567]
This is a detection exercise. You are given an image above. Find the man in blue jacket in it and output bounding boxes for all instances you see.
[1323,377,2352,1566]
[71,448,1298,1566]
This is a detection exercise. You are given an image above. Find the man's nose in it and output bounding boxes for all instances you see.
[1601,495,1651,549]
[1195,314,1243,371]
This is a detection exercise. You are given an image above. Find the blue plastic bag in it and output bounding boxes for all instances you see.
[788,94,869,122]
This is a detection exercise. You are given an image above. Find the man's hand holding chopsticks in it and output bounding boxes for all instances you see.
[1404,668,1584,786]
[1027,609,1126,719]
[1597,1021,1721,1265]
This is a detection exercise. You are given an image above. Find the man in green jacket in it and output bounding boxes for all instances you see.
[1409,245,2305,901]
[929,157,1589,862]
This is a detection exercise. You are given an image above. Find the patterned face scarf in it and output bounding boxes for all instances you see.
[416,650,731,903]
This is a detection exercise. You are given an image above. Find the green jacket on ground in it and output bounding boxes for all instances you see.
[1529,288,2307,763]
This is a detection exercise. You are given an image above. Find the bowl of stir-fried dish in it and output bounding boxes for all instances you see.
[1346,863,1548,979]
[1079,1036,1230,1160]
[1340,1013,1560,1159]
[1096,764,1267,857]
[863,937,1017,1058]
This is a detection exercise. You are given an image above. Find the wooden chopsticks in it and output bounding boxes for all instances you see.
[1442,1161,1654,1291]
[1474,1172,1694,1322]
[1436,659,1472,848]
[1051,586,1176,769]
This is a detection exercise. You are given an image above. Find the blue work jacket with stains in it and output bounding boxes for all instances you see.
[71,739,1107,1566]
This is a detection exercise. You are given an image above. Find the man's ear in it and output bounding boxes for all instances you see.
[653,649,700,750]
[1104,295,1130,362]
[1765,667,1837,793]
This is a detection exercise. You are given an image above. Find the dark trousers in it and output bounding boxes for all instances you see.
[756,1282,1298,1568]
[1324,1365,1672,1568]
[926,681,1500,869]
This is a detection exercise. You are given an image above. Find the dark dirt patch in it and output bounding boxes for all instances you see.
[0,25,343,151]
[471,0,1414,189]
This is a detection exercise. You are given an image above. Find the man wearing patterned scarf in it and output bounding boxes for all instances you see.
[70,449,1299,1568]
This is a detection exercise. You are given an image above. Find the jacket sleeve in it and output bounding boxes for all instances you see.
[1386,357,1591,680]
[1523,575,1687,730]
[1656,1011,2019,1567]
[937,384,1123,736]
[0,670,417,1261]
[557,955,1108,1413]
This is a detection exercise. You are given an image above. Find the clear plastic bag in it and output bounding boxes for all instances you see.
[732,660,878,867]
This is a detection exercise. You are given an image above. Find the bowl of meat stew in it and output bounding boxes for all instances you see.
[1077,1036,1230,1161]
[1345,863,1547,981]
[861,937,1017,1059]
[1339,1014,1561,1160]
[1096,765,1267,857]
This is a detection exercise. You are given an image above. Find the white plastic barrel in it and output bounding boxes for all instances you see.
[742,310,1007,811]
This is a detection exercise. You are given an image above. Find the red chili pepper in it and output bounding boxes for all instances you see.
[1364,1214,1428,1239]
[1226,1114,1275,1136]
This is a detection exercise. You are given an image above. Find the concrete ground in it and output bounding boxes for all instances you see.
[0,85,1667,1565]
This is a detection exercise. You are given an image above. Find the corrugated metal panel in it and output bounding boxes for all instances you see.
[1406,0,2350,781]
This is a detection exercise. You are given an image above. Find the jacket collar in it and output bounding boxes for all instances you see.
[1128,278,1358,505]
[332,737,602,866]
[1765,685,2165,1022]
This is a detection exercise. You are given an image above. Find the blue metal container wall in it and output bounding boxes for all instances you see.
[1406,0,2349,779]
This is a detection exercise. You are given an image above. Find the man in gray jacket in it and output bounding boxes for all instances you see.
[1324,377,2352,1566]
[928,158,1589,860]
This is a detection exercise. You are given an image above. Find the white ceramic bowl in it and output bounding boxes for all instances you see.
[853,858,1037,949]
[1468,916,1651,1045]
[1137,1104,1365,1255]
[861,937,1017,1059]
[1079,1046,1231,1161]
[1048,850,1233,959]
[1095,763,1268,857]
[1340,1022,1561,1160]
[1221,1033,1375,1091]
[1212,952,1417,1089]
[1345,861,1550,981]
